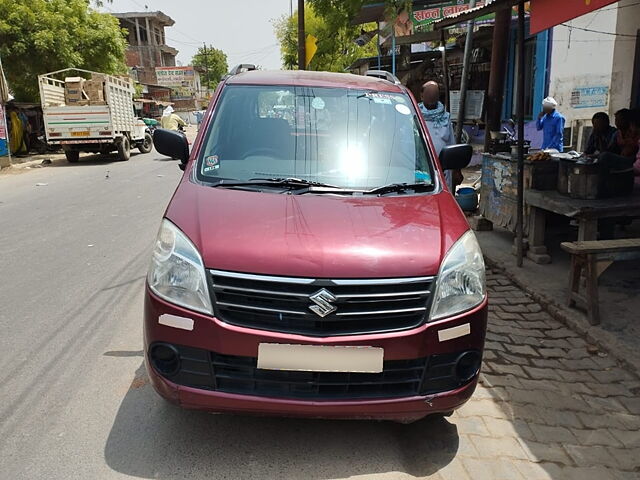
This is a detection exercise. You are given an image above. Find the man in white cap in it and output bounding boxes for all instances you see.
[160,105,186,131]
[536,97,565,152]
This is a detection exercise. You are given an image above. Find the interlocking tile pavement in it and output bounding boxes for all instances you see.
[439,268,640,479]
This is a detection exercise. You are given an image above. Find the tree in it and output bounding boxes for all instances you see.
[191,45,228,90]
[273,5,378,72]
[0,0,127,102]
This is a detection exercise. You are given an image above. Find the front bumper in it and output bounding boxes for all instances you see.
[144,287,488,421]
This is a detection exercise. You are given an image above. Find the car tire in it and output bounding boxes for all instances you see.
[138,132,153,154]
[116,136,131,161]
[65,150,80,163]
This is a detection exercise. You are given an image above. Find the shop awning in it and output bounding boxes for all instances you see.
[134,98,173,106]
[351,3,386,25]
[433,0,521,30]
[381,29,442,48]
[529,0,617,35]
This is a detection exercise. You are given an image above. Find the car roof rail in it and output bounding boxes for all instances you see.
[364,70,402,85]
[229,64,258,75]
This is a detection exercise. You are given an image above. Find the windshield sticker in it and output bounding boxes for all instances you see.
[415,170,432,183]
[311,97,325,110]
[203,155,220,173]
[205,155,219,167]
[395,104,411,115]
[365,93,394,105]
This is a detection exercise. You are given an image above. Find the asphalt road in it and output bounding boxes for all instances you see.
[0,150,457,480]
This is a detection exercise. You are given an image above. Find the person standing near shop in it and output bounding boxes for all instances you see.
[536,97,565,152]
[418,81,458,190]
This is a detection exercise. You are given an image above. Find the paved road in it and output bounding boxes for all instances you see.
[0,151,638,479]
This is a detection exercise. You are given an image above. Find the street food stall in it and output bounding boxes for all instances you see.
[479,147,640,263]
[435,0,640,326]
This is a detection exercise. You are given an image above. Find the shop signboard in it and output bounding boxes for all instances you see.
[450,90,486,121]
[412,1,493,33]
[530,0,618,35]
[0,103,8,157]
[570,86,609,109]
[155,66,199,100]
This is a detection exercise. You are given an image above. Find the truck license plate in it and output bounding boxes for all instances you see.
[71,131,89,137]
[257,343,384,373]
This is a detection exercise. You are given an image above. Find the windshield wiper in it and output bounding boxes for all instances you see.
[364,183,435,196]
[210,177,346,191]
[250,177,343,189]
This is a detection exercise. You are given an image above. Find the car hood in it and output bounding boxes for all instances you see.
[165,182,469,278]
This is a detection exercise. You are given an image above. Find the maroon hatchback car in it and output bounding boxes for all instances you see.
[147,66,487,422]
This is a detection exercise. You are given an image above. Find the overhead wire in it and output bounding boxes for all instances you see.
[124,0,203,44]
[559,23,639,38]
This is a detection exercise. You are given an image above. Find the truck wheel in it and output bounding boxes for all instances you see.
[99,145,113,156]
[116,136,131,161]
[138,132,153,154]
[65,150,80,163]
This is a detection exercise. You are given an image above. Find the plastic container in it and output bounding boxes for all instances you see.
[456,187,479,212]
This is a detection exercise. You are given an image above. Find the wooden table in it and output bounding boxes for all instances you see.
[524,189,640,264]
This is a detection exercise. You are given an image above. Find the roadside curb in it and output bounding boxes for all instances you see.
[485,256,640,378]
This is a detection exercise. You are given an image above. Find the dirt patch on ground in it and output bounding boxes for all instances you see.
[0,154,67,176]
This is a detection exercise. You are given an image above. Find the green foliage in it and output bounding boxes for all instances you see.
[305,0,365,30]
[274,4,378,72]
[134,82,145,97]
[191,45,228,90]
[0,0,127,102]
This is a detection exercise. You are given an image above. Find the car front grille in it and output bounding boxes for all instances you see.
[154,344,478,400]
[209,270,435,336]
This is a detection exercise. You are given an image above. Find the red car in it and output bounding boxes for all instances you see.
[147,66,487,423]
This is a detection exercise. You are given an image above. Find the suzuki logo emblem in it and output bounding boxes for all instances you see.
[309,288,337,317]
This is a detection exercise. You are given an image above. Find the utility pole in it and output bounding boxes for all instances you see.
[516,1,526,267]
[202,42,209,89]
[455,0,477,143]
[484,8,511,151]
[298,0,306,70]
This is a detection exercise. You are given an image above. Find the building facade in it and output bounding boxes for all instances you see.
[113,11,179,86]
[545,0,640,149]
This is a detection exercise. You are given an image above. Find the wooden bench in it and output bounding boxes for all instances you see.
[561,239,640,325]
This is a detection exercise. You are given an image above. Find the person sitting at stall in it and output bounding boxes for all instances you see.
[598,109,639,198]
[536,97,565,152]
[608,109,636,156]
[418,81,460,190]
[585,112,617,157]
[632,109,640,190]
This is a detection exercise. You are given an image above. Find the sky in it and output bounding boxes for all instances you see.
[101,0,293,70]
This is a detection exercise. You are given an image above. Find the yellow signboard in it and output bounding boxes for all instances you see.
[305,34,318,68]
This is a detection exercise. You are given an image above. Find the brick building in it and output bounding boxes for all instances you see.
[113,11,179,86]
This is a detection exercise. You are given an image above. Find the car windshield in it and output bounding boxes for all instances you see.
[196,85,434,191]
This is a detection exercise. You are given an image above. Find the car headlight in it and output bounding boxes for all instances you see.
[147,219,212,315]
[430,230,486,321]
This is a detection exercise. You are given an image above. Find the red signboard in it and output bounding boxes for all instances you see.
[530,0,618,35]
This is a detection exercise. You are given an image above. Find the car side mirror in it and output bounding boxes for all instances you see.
[153,128,189,168]
[439,144,473,170]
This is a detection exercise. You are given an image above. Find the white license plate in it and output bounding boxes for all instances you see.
[257,344,384,373]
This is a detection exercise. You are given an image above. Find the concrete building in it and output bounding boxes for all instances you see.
[546,0,640,149]
[113,11,179,85]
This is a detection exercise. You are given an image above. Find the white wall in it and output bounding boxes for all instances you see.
[610,0,640,113]
[548,7,618,124]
